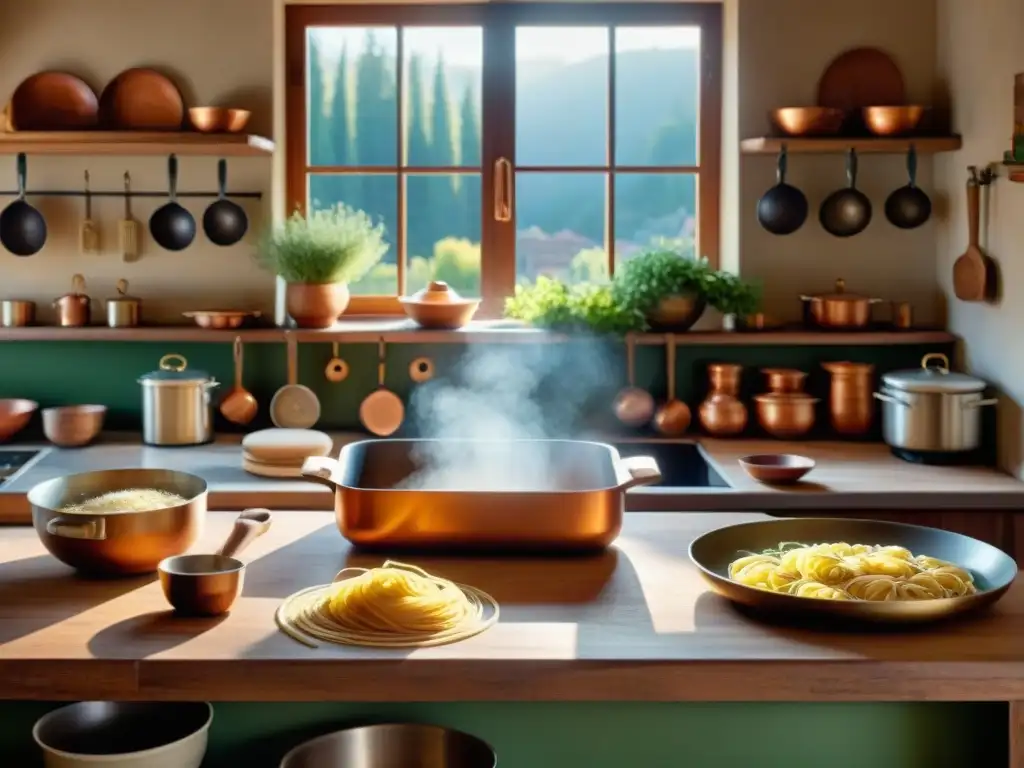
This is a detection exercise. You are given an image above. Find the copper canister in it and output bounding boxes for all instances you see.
[822,361,875,436]
[53,273,91,328]
[699,363,747,437]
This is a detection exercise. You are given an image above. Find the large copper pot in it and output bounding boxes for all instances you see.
[823,361,875,436]
[302,438,661,551]
[28,468,207,576]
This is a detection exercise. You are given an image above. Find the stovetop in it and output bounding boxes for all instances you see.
[0,450,39,485]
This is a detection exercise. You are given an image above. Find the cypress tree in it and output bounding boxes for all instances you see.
[427,53,457,254]
[308,37,333,167]
[329,44,352,166]
[406,53,432,258]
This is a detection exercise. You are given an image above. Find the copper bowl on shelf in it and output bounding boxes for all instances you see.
[182,310,260,329]
[42,404,106,448]
[754,393,818,439]
[738,453,815,485]
[862,106,925,136]
[399,280,480,330]
[771,107,845,136]
[189,107,251,133]
[0,398,38,442]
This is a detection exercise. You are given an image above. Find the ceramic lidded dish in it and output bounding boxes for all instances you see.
[399,281,480,330]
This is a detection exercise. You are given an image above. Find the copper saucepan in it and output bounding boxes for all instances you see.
[800,278,882,329]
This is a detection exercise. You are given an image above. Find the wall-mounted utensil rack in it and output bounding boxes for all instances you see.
[0,132,274,157]
[0,189,262,199]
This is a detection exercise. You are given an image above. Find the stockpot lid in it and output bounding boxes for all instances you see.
[882,353,986,394]
[138,353,214,387]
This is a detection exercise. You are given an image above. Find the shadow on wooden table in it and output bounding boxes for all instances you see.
[0,554,155,645]
[87,610,228,659]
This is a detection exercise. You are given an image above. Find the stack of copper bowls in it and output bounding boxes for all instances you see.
[754,368,819,439]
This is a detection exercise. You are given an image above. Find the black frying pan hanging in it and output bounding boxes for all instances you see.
[756,147,808,236]
[0,153,46,256]
[202,159,248,246]
[150,154,196,251]
[819,149,872,238]
[885,146,932,230]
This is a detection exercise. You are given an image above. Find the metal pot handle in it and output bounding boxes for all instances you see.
[963,398,999,409]
[873,391,910,407]
[921,353,950,372]
[301,455,341,490]
[616,455,662,491]
[46,516,106,540]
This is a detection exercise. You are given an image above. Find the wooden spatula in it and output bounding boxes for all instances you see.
[79,170,99,255]
[952,167,988,302]
[120,171,140,262]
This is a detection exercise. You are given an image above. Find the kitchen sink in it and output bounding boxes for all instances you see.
[610,442,728,488]
[0,449,41,486]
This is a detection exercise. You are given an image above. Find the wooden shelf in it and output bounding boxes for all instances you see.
[0,323,957,346]
[0,131,274,157]
[1002,161,1024,182]
[741,136,962,155]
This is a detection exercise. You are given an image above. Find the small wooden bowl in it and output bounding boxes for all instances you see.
[771,107,845,136]
[862,106,925,136]
[42,405,106,448]
[0,399,38,442]
[739,453,815,485]
[399,281,480,330]
[183,310,261,329]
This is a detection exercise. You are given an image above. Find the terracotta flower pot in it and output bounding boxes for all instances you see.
[286,282,350,329]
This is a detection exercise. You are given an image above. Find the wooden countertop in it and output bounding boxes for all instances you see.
[4,510,1024,703]
[1,436,1021,524]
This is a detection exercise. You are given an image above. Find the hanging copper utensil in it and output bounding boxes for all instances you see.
[613,333,655,427]
[654,334,690,436]
[79,170,99,255]
[270,333,320,428]
[221,336,258,425]
[324,341,349,383]
[359,338,404,437]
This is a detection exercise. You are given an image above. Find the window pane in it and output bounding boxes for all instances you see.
[309,174,398,295]
[406,174,482,296]
[515,27,608,166]
[403,28,482,168]
[614,172,696,268]
[615,27,700,167]
[516,172,607,284]
[308,27,398,167]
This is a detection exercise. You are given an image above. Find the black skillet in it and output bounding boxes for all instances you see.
[885,146,932,230]
[0,153,47,256]
[756,147,808,236]
[202,159,248,246]
[819,149,872,238]
[150,154,196,251]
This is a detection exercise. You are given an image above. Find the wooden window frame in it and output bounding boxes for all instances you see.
[286,3,722,317]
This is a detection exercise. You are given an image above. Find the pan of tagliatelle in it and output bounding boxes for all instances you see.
[689,517,1018,625]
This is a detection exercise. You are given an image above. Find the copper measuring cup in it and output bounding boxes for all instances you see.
[158,509,272,617]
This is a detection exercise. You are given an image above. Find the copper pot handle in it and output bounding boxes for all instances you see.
[301,455,341,489]
[616,455,662,490]
[46,516,107,540]
[216,509,273,558]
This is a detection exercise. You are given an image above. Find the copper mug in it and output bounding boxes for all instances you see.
[53,273,91,327]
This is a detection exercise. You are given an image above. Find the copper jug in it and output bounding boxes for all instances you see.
[53,273,91,327]
[699,363,747,437]
[822,361,874,436]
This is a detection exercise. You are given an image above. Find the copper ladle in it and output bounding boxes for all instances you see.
[220,336,258,425]
[654,333,691,436]
[613,333,655,427]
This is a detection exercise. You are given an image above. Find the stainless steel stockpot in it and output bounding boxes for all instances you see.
[874,353,996,453]
[138,353,219,446]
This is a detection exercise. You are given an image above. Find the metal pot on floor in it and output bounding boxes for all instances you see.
[874,353,997,462]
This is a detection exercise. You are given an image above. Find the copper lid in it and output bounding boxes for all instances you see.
[809,278,869,302]
[399,281,477,306]
[754,392,820,403]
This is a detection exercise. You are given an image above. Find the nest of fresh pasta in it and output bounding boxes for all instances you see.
[729,542,977,601]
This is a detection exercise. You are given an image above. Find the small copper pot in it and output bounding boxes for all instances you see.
[801,278,882,329]
[699,363,747,437]
[755,393,818,439]
[762,368,807,394]
[53,274,91,328]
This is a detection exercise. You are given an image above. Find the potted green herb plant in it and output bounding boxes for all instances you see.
[257,204,388,328]
[612,250,761,331]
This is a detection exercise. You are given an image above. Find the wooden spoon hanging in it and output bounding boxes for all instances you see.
[952,167,989,302]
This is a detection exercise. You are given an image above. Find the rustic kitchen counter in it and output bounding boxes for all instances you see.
[1,434,1022,524]
[4,510,1024,704]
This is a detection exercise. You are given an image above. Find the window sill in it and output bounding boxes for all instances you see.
[0,322,956,346]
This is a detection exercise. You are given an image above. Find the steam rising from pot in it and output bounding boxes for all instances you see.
[399,340,615,491]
